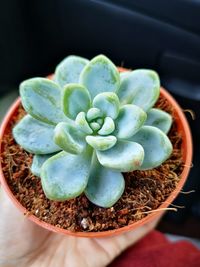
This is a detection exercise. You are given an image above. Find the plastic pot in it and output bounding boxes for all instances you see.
[0,69,192,238]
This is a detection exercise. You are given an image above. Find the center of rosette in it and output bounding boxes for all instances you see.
[85,107,115,135]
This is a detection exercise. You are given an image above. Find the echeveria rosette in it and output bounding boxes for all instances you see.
[13,54,173,208]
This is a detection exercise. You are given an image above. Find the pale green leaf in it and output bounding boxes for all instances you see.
[54,122,86,154]
[114,104,147,139]
[85,155,125,208]
[86,107,102,121]
[31,153,56,177]
[20,78,66,125]
[130,126,173,170]
[120,71,131,81]
[75,112,93,134]
[89,122,101,131]
[62,83,91,119]
[13,115,60,154]
[80,55,120,99]
[145,108,172,134]
[93,92,120,119]
[96,118,103,126]
[98,117,115,135]
[55,55,89,87]
[86,135,117,151]
[41,148,92,201]
[96,140,144,172]
[116,69,160,111]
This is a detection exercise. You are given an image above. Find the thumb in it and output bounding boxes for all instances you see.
[94,216,160,262]
[0,188,50,262]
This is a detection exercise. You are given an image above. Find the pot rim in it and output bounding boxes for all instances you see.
[0,87,193,238]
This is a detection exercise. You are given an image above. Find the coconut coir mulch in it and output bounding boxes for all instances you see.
[1,96,184,232]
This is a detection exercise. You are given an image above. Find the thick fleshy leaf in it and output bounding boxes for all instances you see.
[96,118,103,126]
[31,153,56,177]
[86,135,117,151]
[85,155,125,208]
[96,140,144,172]
[98,117,115,135]
[93,92,120,119]
[145,108,172,134]
[120,71,131,81]
[13,115,60,154]
[54,55,89,87]
[54,122,86,154]
[41,148,92,201]
[80,55,120,99]
[114,104,147,139]
[20,78,66,125]
[89,122,101,131]
[130,126,173,170]
[75,112,93,134]
[62,84,91,119]
[116,69,160,111]
[86,107,102,122]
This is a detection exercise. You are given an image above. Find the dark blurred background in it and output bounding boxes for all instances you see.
[0,0,200,238]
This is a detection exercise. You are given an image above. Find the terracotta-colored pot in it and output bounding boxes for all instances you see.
[0,69,192,238]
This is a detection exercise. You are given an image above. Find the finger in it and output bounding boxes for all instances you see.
[0,187,50,262]
[95,216,160,261]
[113,216,160,251]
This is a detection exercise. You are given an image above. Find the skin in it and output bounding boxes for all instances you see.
[0,188,160,267]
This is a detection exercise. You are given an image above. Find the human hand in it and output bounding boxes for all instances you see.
[0,188,159,267]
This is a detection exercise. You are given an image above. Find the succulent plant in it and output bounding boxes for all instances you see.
[13,55,173,208]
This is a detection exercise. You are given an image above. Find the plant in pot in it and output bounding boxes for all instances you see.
[0,55,192,237]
